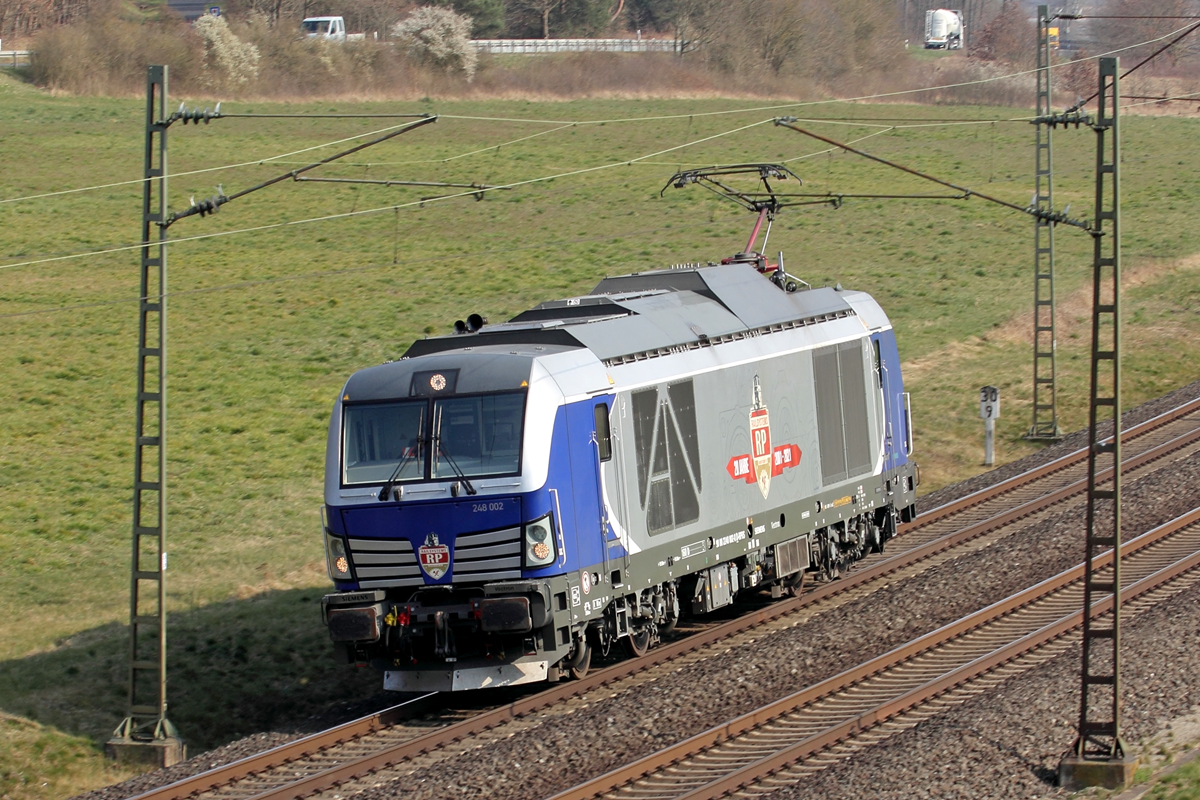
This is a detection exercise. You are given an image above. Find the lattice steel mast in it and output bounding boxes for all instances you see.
[102,74,445,764]
[1060,56,1135,791]
[106,65,184,766]
[1076,56,1124,761]
[1028,5,1061,440]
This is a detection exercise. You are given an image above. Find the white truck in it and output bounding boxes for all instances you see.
[924,9,964,50]
[301,16,366,42]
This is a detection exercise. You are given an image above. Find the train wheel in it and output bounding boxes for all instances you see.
[569,638,592,680]
[818,530,840,581]
[623,624,652,658]
[784,570,807,597]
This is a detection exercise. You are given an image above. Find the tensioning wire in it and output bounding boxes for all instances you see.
[1124,90,1200,108]
[269,122,581,168]
[0,119,429,207]
[0,117,775,274]
[761,116,1033,130]
[275,115,1026,170]
[0,215,745,321]
[317,114,1038,175]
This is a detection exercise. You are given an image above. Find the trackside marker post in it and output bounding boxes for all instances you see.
[980,386,999,466]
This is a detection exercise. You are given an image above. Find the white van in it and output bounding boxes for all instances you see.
[301,16,346,41]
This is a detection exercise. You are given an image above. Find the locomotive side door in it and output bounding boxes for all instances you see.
[564,397,614,588]
[872,332,907,471]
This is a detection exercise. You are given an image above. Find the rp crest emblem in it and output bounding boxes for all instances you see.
[727,375,802,499]
[750,376,772,498]
[417,532,450,580]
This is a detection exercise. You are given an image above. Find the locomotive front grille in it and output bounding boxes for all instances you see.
[349,526,523,588]
[453,527,523,583]
[350,538,423,588]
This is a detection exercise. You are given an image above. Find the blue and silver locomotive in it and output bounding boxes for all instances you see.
[320,259,918,691]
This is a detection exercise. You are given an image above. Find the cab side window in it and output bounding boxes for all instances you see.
[594,403,612,461]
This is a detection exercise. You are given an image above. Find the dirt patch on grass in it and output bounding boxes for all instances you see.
[908,252,1200,360]
[901,337,990,381]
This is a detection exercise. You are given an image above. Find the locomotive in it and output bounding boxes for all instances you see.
[320,174,918,692]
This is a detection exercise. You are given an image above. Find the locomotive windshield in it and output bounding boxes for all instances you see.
[432,392,525,479]
[342,400,426,485]
[341,391,525,486]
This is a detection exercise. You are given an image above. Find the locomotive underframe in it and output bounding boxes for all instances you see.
[321,459,916,689]
[608,461,915,624]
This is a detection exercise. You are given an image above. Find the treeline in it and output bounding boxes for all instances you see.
[0,0,90,40]
[20,0,917,96]
[12,0,1200,99]
[5,0,910,49]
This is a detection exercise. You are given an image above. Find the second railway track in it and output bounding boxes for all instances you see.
[549,506,1200,800]
[125,396,1200,800]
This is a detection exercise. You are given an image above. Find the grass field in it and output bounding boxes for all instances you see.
[1,67,1198,799]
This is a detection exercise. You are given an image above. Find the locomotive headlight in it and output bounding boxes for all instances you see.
[524,513,556,568]
[325,531,353,581]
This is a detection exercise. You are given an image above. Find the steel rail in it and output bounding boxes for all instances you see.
[904,394,1200,532]
[549,506,1200,800]
[128,397,1200,800]
[236,417,1200,800]
[124,694,442,800]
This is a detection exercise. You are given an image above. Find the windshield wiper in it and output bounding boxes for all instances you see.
[378,437,422,501]
[434,437,477,496]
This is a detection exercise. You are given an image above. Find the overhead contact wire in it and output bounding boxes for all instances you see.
[0,119,440,206]
[0,218,734,320]
[0,117,774,273]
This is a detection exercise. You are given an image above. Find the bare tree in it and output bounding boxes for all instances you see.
[970,0,1034,66]
[508,0,557,37]
[1092,0,1200,75]
[1,0,94,40]
[749,0,804,73]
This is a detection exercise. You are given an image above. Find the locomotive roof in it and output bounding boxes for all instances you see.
[403,263,861,366]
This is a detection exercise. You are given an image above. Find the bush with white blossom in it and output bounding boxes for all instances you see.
[392,6,477,81]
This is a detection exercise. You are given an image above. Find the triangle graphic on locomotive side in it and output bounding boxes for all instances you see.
[631,380,702,534]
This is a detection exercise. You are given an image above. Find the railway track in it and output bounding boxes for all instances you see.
[548,506,1200,800]
[125,397,1200,800]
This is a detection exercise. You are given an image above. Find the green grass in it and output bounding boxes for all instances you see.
[1146,751,1200,800]
[0,715,137,800]
[1,72,1199,799]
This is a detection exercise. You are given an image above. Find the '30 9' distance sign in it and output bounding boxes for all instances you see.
[979,386,1000,420]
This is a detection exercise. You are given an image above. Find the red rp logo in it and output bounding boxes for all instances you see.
[727,376,802,499]
[417,532,450,580]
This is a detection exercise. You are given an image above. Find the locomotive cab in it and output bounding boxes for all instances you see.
[321,345,613,691]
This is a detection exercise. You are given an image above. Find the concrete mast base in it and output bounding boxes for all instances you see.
[1058,754,1139,791]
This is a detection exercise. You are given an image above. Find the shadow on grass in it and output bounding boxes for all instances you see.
[0,587,384,754]
[0,66,35,84]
